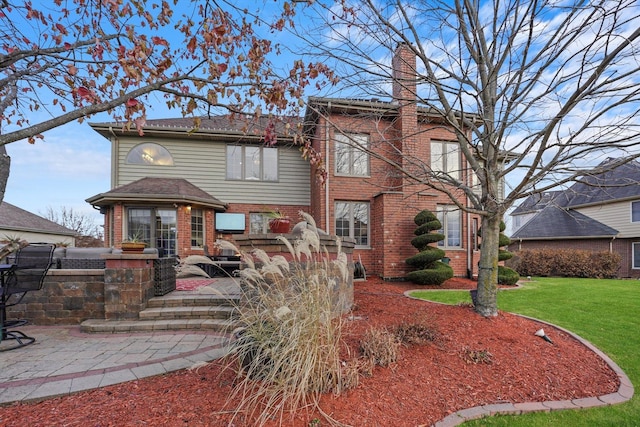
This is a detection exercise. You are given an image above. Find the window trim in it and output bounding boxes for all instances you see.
[436,205,462,249]
[249,212,271,234]
[190,208,204,248]
[334,201,370,248]
[226,145,279,182]
[334,133,370,177]
[126,143,174,166]
[631,201,640,223]
[431,140,461,180]
[633,242,640,269]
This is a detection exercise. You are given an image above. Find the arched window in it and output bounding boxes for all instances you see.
[126,143,174,165]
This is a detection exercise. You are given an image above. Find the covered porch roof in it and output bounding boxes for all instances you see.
[86,177,228,211]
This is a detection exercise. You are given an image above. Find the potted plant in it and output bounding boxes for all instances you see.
[267,210,291,234]
[121,230,147,253]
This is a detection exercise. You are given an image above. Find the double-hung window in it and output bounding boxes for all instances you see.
[335,201,370,247]
[431,141,460,180]
[226,145,278,181]
[335,133,369,176]
[190,208,204,248]
[436,205,461,248]
[633,243,640,269]
[631,201,640,222]
[249,212,271,234]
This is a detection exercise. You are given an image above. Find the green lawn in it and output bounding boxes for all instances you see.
[410,277,639,426]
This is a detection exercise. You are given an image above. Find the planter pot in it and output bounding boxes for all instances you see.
[121,242,147,253]
[268,218,291,233]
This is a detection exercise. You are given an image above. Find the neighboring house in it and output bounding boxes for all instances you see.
[0,202,77,246]
[87,44,485,279]
[510,158,640,278]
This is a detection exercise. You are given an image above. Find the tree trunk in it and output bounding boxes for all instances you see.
[0,145,9,205]
[475,213,501,317]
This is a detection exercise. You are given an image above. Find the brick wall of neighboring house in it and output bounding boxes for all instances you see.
[509,237,640,278]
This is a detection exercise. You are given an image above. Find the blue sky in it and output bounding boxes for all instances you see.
[2,1,293,228]
[4,118,112,226]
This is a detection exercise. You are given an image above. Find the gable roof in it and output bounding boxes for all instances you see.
[85,177,227,210]
[511,191,565,215]
[0,202,77,236]
[511,204,618,240]
[562,159,640,208]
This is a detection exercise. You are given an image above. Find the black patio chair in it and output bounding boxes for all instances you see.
[0,243,55,351]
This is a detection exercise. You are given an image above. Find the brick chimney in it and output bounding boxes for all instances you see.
[392,43,417,107]
[391,43,418,173]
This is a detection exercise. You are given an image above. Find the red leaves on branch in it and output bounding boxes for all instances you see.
[151,36,168,47]
[75,86,92,100]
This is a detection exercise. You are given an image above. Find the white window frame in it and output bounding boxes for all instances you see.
[249,212,271,234]
[631,201,640,223]
[335,201,370,248]
[431,141,461,180]
[334,133,370,177]
[190,208,204,248]
[126,142,174,165]
[633,242,640,269]
[436,205,462,249]
[226,145,278,182]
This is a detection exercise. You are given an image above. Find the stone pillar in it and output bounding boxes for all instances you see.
[103,254,157,320]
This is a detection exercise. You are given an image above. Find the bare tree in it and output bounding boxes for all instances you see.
[41,206,102,241]
[0,0,334,202]
[293,0,640,316]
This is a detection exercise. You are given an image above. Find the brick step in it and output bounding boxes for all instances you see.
[80,318,237,334]
[146,293,239,308]
[139,305,237,320]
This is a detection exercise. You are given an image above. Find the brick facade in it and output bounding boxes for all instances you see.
[306,44,480,280]
[95,44,481,280]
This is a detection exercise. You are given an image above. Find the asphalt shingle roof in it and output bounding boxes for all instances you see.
[0,202,77,236]
[562,159,640,207]
[511,205,618,239]
[85,177,227,210]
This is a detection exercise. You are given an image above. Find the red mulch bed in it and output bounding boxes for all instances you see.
[0,277,619,426]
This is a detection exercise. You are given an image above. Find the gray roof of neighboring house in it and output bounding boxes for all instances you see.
[511,205,618,239]
[511,158,640,240]
[513,158,640,216]
[85,177,227,210]
[561,159,640,207]
[0,202,77,236]
[511,191,565,215]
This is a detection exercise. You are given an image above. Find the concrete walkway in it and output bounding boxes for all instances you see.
[0,325,230,405]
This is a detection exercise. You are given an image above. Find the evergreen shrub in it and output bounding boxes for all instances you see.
[406,209,453,285]
[509,249,621,278]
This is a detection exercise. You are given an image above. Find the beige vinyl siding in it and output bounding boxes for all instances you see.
[576,200,640,238]
[115,137,310,205]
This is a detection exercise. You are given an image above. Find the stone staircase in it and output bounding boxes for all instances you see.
[81,290,240,334]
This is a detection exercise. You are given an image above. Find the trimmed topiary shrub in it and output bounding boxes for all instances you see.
[406,209,454,285]
[497,221,520,285]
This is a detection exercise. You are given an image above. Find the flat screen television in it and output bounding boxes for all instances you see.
[215,213,246,233]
